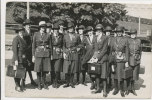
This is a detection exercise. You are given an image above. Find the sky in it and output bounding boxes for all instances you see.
[125,4,152,19]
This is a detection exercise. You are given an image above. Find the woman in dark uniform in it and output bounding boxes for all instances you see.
[32,21,52,90]
[12,25,28,92]
[110,26,129,97]
[63,22,80,88]
[85,24,108,97]
[75,25,88,86]
[51,22,63,88]
[126,28,142,96]
[82,26,97,90]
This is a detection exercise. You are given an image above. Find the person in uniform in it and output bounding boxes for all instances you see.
[82,26,97,90]
[51,22,64,88]
[75,25,87,86]
[12,25,28,92]
[104,25,115,91]
[62,22,80,88]
[125,28,142,96]
[110,26,129,97]
[32,21,52,90]
[88,24,108,97]
[22,19,37,88]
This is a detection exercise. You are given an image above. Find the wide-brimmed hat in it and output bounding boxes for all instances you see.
[52,22,60,29]
[14,25,24,33]
[95,24,104,30]
[114,26,124,32]
[104,26,112,32]
[86,26,93,32]
[39,21,46,27]
[78,25,85,30]
[67,22,74,29]
[46,22,52,28]
[129,28,137,34]
[23,19,31,26]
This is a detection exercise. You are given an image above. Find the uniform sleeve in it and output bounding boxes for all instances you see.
[139,39,142,59]
[63,35,67,53]
[97,37,108,60]
[49,35,53,55]
[12,37,18,61]
[32,34,36,56]
[125,38,129,62]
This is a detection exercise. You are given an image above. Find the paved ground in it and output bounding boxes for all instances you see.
[4,50,152,99]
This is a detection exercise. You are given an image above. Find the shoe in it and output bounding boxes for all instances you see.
[52,82,56,88]
[91,90,101,94]
[37,84,42,90]
[125,90,129,95]
[121,91,125,97]
[131,90,137,96]
[113,89,119,95]
[55,83,60,88]
[43,84,49,90]
[90,85,95,90]
[15,86,23,92]
[70,83,75,88]
[63,84,69,88]
[103,92,107,97]
[75,82,79,85]
[82,82,87,86]
[31,81,37,86]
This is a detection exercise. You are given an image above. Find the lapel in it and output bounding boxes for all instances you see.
[17,35,27,46]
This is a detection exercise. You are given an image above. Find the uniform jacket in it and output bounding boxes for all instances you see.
[83,35,96,51]
[128,38,141,66]
[51,33,63,59]
[110,36,129,63]
[63,33,80,61]
[32,32,52,58]
[23,30,33,62]
[12,35,28,64]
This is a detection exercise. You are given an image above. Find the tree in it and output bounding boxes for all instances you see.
[6,2,127,28]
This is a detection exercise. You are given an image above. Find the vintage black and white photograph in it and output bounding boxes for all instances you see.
[2,0,152,99]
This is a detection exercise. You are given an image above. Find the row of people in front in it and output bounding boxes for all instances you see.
[12,19,141,98]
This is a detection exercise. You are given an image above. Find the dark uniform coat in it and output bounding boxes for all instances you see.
[82,35,97,65]
[77,35,87,71]
[32,32,52,72]
[63,33,80,73]
[110,36,129,81]
[23,30,34,71]
[51,33,63,72]
[12,35,28,67]
[128,38,141,80]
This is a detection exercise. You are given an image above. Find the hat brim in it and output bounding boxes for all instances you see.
[39,24,47,27]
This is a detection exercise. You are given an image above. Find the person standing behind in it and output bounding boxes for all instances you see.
[75,25,87,86]
[110,26,129,97]
[12,25,28,92]
[51,22,64,88]
[22,19,37,88]
[63,22,80,88]
[82,26,97,90]
[32,21,52,90]
[125,28,142,96]
[46,22,53,35]
[104,25,114,91]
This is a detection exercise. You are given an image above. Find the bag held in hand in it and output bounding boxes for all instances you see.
[6,64,26,79]
[88,63,101,75]
[139,65,145,74]
[122,67,133,79]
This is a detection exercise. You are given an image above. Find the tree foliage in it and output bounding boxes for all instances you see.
[6,2,127,28]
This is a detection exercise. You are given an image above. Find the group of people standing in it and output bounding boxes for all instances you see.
[11,19,142,98]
